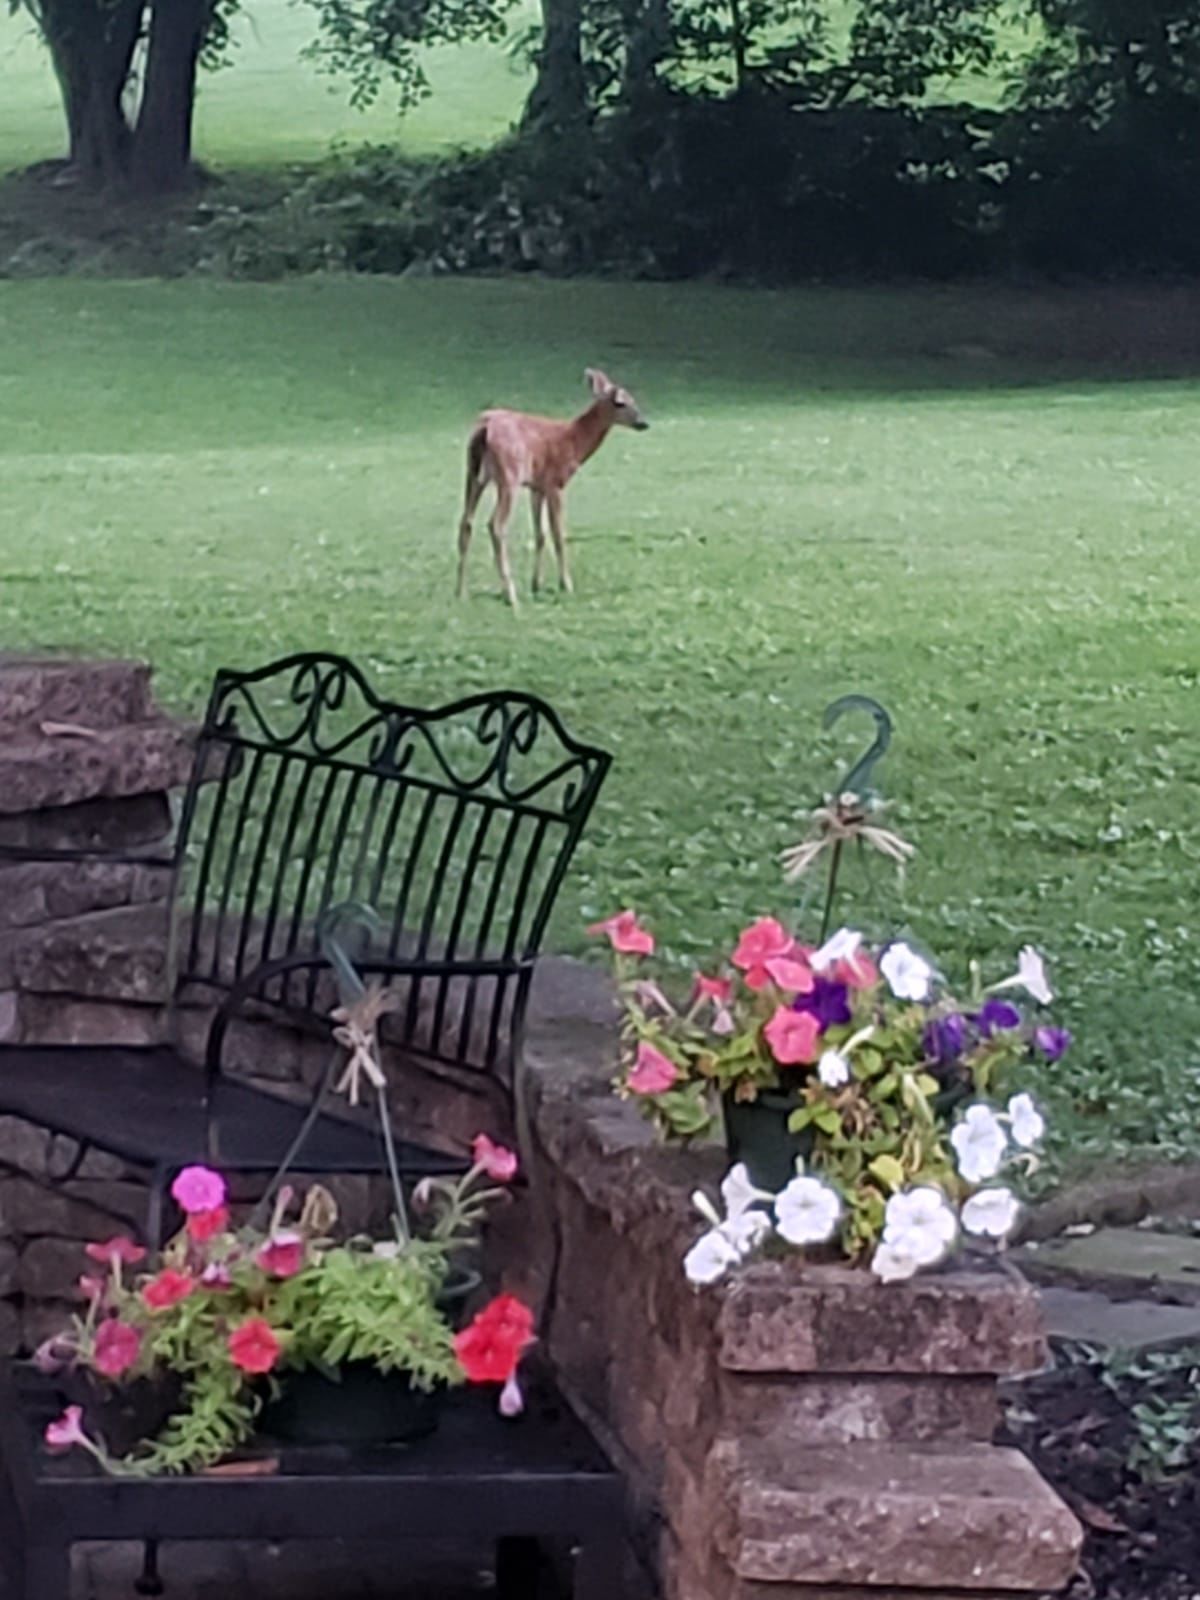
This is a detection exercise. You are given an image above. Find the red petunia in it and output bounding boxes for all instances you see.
[454,1294,535,1385]
[227,1318,281,1375]
[187,1206,230,1244]
[142,1269,196,1311]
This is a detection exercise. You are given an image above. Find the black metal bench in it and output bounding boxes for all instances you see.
[0,652,611,1235]
[0,1364,624,1599]
[0,653,625,1596]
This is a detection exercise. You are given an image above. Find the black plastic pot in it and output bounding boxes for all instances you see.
[722,1089,815,1192]
[259,1265,480,1448]
[259,1362,446,1446]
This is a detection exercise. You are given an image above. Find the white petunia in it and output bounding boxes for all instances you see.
[721,1162,774,1219]
[993,946,1053,1006]
[818,1049,850,1089]
[883,1186,958,1267]
[962,1187,1021,1240]
[683,1166,774,1286]
[775,1175,842,1246]
[812,928,862,972]
[872,1237,923,1283]
[880,942,934,1003]
[951,1104,1008,1184]
[683,1229,743,1286]
[1007,1093,1045,1150]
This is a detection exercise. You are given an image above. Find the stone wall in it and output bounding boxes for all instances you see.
[518,960,1084,1600]
[0,657,194,1354]
[0,656,1083,1599]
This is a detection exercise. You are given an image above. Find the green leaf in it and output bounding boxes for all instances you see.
[868,1154,906,1191]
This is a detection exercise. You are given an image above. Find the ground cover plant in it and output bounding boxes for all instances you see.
[1004,1342,1200,1600]
[1,273,1198,1179]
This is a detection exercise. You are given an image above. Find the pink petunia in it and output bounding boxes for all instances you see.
[256,1231,306,1279]
[78,1275,107,1304]
[836,952,879,991]
[171,1166,227,1216]
[764,1006,822,1066]
[732,918,798,991]
[44,1406,90,1454]
[762,955,815,995]
[472,1133,519,1184]
[693,975,733,1005]
[586,910,655,957]
[627,1041,680,1095]
[93,1319,142,1379]
[32,1337,70,1376]
[85,1236,146,1269]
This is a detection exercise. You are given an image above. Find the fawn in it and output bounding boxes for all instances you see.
[456,368,649,608]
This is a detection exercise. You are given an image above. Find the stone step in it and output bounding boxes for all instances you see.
[1035,1283,1200,1352]
[706,1437,1081,1594]
[1017,1226,1200,1306]
[717,1262,1046,1378]
[0,656,156,739]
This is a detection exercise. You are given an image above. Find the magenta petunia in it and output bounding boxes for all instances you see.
[171,1166,228,1216]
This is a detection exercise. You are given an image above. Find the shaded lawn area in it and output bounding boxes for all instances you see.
[0,0,532,173]
[1,275,1197,1174]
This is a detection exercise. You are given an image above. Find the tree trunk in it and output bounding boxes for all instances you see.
[727,0,748,91]
[621,0,672,102]
[130,0,210,195]
[38,0,142,185]
[524,0,589,127]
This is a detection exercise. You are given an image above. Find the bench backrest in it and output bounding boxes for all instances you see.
[171,654,610,1085]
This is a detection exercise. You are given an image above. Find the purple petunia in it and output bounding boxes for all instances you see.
[793,977,852,1030]
[923,1013,969,1066]
[976,998,1022,1037]
[1034,1025,1073,1061]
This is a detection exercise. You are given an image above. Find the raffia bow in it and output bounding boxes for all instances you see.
[780,791,915,882]
[330,980,400,1106]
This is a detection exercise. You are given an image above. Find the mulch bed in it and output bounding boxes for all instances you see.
[1002,1351,1200,1600]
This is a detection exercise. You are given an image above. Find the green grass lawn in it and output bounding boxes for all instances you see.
[1,274,1197,1174]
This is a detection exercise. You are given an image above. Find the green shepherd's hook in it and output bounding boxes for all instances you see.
[317,900,381,1001]
[811,695,895,941]
[823,694,893,798]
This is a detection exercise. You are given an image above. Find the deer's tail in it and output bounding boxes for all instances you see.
[465,424,488,497]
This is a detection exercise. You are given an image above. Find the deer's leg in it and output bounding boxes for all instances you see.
[457,470,486,600]
[531,490,548,594]
[546,489,573,594]
[489,482,519,610]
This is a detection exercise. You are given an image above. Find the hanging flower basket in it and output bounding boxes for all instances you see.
[259,1267,481,1446]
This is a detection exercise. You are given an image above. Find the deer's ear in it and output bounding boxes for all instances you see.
[585,368,612,396]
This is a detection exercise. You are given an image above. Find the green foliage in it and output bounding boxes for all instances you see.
[271,1246,462,1384]
[298,0,520,112]
[124,1362,258,1477]
[1096,1345,1200,1485]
